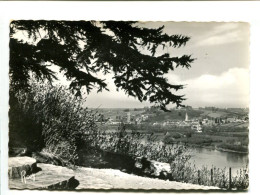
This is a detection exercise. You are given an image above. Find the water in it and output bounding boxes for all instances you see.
[139,132,249,175]
[188,147,248,175]
[139,131,249,173]
[103,129,249,175]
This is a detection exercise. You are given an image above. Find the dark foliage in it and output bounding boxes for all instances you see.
[9,80,98,165]
[10,20,194,110]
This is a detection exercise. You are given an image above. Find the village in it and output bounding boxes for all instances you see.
[96,106,249,133]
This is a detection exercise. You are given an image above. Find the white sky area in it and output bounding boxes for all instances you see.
[14,22,250,109]
[83,22,250,108]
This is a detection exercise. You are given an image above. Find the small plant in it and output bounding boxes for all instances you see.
[85,123,191,165]
[232,166,249,189]
[169,159,249,190]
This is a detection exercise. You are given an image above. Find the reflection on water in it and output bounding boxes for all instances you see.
[189,147,248,175]
[226,152,248,164]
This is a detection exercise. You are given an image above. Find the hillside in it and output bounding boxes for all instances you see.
[96,107,248,124]
[145,109,203,122]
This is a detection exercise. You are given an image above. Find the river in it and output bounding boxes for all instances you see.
[139,132,249,175]
[188,147,248,175]
[139,131,249,173]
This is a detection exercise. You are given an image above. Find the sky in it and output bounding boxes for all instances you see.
[13,21,250,109]
[83,22,250,108]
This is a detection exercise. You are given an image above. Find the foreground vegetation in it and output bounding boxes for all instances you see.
[171,162,249,189]
[9,81,190,166]
[9,81,249,189]
[9,80,98,165]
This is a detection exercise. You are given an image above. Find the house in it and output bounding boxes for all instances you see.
[227,117,236,123]
[191,124,202,133]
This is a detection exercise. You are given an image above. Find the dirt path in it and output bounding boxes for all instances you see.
[74,167,220,190]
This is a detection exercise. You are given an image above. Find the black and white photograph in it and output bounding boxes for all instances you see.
[8,20,249,191]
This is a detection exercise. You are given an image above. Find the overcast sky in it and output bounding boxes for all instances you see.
[82,22,249,109]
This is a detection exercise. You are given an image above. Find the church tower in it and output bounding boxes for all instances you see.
[127,112,131,123]
[185,112,189,121]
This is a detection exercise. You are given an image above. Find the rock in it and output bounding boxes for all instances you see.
[9,147,28,157]
[36,163,79,190]
[134,157,172,179]
[8,157,37,179]
[150,160,171,177]
[9,163,79,190]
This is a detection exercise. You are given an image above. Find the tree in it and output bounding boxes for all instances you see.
[10,20,194,110]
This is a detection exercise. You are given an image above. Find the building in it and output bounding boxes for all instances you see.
[127,112,131,123]
[227,117,236,123]
[185,112,189,121]
[191,124,202,133]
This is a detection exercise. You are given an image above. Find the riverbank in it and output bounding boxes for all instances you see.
[215,146,248,154]
[186,144,248,154]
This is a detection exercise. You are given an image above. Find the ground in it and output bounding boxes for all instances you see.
[74,166,219,190]
[8,157,220,190]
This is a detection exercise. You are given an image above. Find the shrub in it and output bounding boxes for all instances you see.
[9,79,98,165]
[9,79,190,166]
[185,131,192,138]
[170,160,249,189]
[232,166,249,189]
[171,133,182,139]
[89,124,191,164]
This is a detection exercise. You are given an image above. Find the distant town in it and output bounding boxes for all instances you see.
[94,106,249,133]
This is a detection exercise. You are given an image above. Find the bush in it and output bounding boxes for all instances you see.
[170,161,249,189]
[9,79,98,165]
[9,78,191,167]
[185,131,192,138]
[87,123,190,164]
[9,87,44,151]
[232,166,249,189]
[171,133,182,139]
